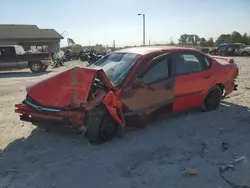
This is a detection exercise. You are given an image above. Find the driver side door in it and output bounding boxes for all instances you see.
[122,53,174,117]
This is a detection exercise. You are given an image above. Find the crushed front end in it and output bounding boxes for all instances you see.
[15,67,125,143]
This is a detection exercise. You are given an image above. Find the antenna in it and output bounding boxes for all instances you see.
[60,31,68,38]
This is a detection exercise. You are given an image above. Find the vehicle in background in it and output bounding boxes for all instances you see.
[200,47,211,54]
[0,45,52,73]
[15,46,239,144]
[233,43,250,56]
[209,43,250,56]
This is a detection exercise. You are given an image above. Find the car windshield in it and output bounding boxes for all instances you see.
[89,52,140,86]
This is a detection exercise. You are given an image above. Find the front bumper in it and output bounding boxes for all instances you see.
[15,103,85,127]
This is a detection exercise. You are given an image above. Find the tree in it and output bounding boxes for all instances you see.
[194,35,200,45]
[242,33,250,44]
[216,34,232,45]
[71,44,82,52]
[67,38,75,46]
[231,31,242,43]
[207,37,214,47]
[178,34,188,44]
[200,37,207,46]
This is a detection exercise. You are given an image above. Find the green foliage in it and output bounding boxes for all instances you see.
[178,31,250,47]
[71,44,82,52]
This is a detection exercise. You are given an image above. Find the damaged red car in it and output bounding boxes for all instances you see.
[15,46,239,143]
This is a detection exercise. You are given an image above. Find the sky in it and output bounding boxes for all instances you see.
[1,0,250,47]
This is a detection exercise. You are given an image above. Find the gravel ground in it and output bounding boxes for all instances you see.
[0,58,250,188]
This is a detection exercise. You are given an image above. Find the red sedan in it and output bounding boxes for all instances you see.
[15,46,239,143]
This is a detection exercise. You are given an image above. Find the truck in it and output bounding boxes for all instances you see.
[0,45,53,73]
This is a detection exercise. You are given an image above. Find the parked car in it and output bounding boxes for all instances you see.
[200,47,211,54]
[233,43,250,56]
[0,45,52,73]
[209,43,250,56]
[15,46,239,144]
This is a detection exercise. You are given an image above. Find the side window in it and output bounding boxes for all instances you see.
[141,58,169,83]
[174,52,210,75]
[218,44,226,50]
[1,47,14,56]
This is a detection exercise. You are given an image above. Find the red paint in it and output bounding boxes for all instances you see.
[26,67,114,107]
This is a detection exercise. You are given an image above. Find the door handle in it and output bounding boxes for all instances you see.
[165,84,173,90]
[203,76,210,79]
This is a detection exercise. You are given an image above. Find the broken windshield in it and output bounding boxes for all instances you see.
[89,52,140,86]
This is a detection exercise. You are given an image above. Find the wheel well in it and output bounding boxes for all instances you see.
[241,51,249,55]
[215,83,224,95]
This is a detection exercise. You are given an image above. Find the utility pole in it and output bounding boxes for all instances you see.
[113,40,116,49]
[138,13,146,46]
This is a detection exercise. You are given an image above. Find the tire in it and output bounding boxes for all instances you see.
[202,85,222,111]
[59,60,64,66]
[41,65,48,72]
[29,62,42,73]
[86,106,118,144]
[241,51,249,56]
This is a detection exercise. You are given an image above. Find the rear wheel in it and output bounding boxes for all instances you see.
[59,60,64,66]
[41,65,48,72]
[242,51,249,56]
[202,85,222,111]
[86,106,118,144]
[29,62,42,73]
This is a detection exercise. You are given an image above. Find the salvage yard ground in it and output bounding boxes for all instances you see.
[0,57,250,188]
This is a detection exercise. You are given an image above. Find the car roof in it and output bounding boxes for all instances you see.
[115,46,196,55]
[0,45,20,48]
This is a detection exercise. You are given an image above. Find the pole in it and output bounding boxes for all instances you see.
[143,14,145,46]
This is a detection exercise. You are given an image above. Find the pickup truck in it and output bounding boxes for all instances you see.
[0,45,53,73]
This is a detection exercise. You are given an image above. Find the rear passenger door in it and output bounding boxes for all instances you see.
[0,47,17,69]
[172,51,212,112]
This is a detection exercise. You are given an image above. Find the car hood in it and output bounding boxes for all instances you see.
[26,67,114,107]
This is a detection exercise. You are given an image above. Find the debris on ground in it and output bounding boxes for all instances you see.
[187,168,198,176]
[221,142,229,151]
[219,156,250,188]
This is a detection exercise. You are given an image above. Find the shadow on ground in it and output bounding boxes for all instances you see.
[0,71,52,79]
[0,101,250,188]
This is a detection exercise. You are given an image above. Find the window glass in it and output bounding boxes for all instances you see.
[174,52,210,75]
[89,52,140,86]
[141,58,169,83]
[1,47,13,56]
[218,44,226,50]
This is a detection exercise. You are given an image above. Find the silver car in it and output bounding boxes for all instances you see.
[233,43,250,56]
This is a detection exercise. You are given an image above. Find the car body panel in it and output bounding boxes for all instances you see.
[26,66,115,107]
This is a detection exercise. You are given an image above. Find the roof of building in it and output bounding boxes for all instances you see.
[0,24,63,40]
[116,46,195,55]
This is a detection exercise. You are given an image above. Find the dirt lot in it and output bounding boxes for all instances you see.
[0,58,250,188]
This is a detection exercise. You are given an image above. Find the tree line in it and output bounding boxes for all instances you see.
[178,31,250,47]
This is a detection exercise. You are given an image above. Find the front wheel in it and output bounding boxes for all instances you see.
[85,106,118,144]
[29,62,42,73]
[202,85,222,111]
[242,51,249,56]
